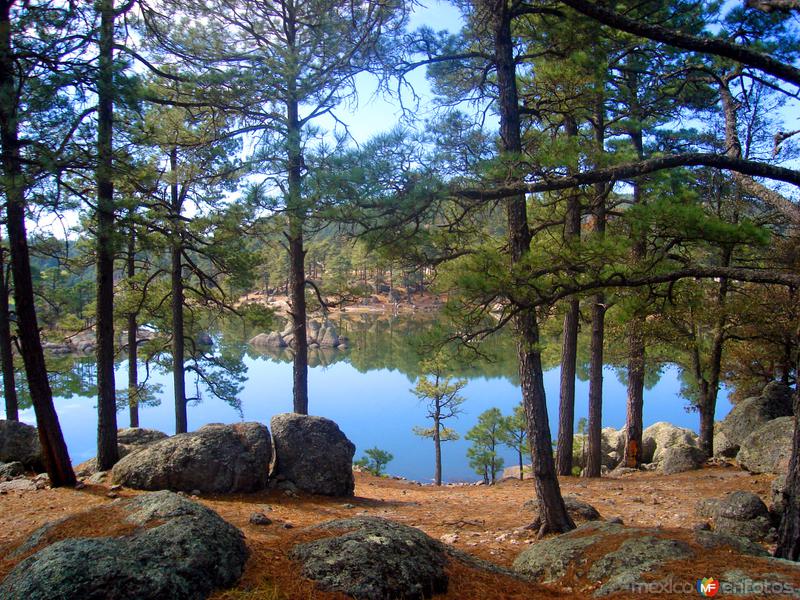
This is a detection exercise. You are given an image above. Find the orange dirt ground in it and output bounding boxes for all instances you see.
[0,466,790,599]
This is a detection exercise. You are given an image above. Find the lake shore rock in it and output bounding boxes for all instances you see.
[0,420,43,472]
[0,491,247,600]
[270,413,355,496]
[737,416,794,474]
[111,422,271,493]
[642,422,699,465]
[714,381,793,458]
[291,516,448,599]
[76,428,168,477]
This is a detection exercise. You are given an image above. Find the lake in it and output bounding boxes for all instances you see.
[2,314,732,482]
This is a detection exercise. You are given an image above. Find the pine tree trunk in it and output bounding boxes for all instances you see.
[0,0,75,485]
[433,414,442,486]
[95,0,118,471]
[0,243,18,421]
[127,228,138,428]
[776,379,800,560]
[285,18,309,414]
[490,0,573,535]
[623,124,646,468]
[557,117,580,477]
[624,325,645,467]
[170,148,187,434]
[585,295,605,477]
[585,103,607,479]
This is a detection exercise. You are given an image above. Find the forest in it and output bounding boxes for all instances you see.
[1,0,800,592]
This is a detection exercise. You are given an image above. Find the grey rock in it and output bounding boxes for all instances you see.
[0,420,43,472]
[317,321,339,348]
[737,417,794,474]
[0,491,247,600]
[589,536,693,596]
[291,517,447,599]
[772,474,787,515]
[642,422,698,465]
[270,413,354,496]
[660,444,707,474]
[702,491,773,542]
[117,428,168,447]
[111,422,271,493]
[0,460,25,480]
[249,332,286,348]
[714,382,793,458]
[513,533,598,583]
[694,530,769,557]
[249,512,272,526]
[0,478,36,493]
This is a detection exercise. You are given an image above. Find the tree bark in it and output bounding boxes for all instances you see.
[0,0,75,485]
[557,118,580,477]
[490,0,573,535]
[624,119,646,469]
[776,360,800,559]
[585,103,607,479]
[126,226,138,428]
[0,240,18,421]
[433,411,442,486]
[285,6,309,415]
[95,0,118,471]
[170,147,188,433]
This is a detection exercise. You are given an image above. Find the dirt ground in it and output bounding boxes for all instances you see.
[0,466,788,599]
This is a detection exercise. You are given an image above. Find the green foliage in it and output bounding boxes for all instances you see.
[355,447,395,476]
[466,408,505,483]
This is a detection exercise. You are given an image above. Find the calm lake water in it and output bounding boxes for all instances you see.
[3,314,732,482]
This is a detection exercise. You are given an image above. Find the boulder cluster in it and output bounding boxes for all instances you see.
[249,319,349,350]
[108,414,355,496]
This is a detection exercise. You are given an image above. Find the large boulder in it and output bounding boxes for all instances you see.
[737,416,794,474]
[291,517,448,599]
[514,522,694,597]
[660,444,707,474]
[111,422,271,493]
[0,420,43,472]
[641,422,698,465]
[714,382,793,458]
[76,428,169,477]
[712,491,774,542]
[600,427,625,468]
[0,491,247,600]
[317,320,340,348]
[270,413,355,496]
[249,331,286,348]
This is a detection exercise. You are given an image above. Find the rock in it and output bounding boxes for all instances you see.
[737,416,794,474]
[588,535,693,596]
[249,512,272,526]
[641,422,698,465]
[0,420,44,472]
[440,533,459,544]
[694,530,769,557]
[116,428,169,446]
[703,491,773,542]
[0,491,247,600]
[111,422,271,493]
[501,464,531,480]
[514,530,600,583]
[772,474,787,515]
[525,495,601,531]
[660,444,707,474]
[0,478,37,493]
[76,428,170,477]
[42,341,73,354]
[0,460,25,480]
[714,382,793,458]
[601,427,625,468]
[270,413,355,496]
[317,321,339,348]
[291,517,448,599]
[249,332,286,348]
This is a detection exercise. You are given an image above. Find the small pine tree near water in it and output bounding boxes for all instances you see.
[412,353,466,485]
[466,408,505,484]
[355,447,394,476]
